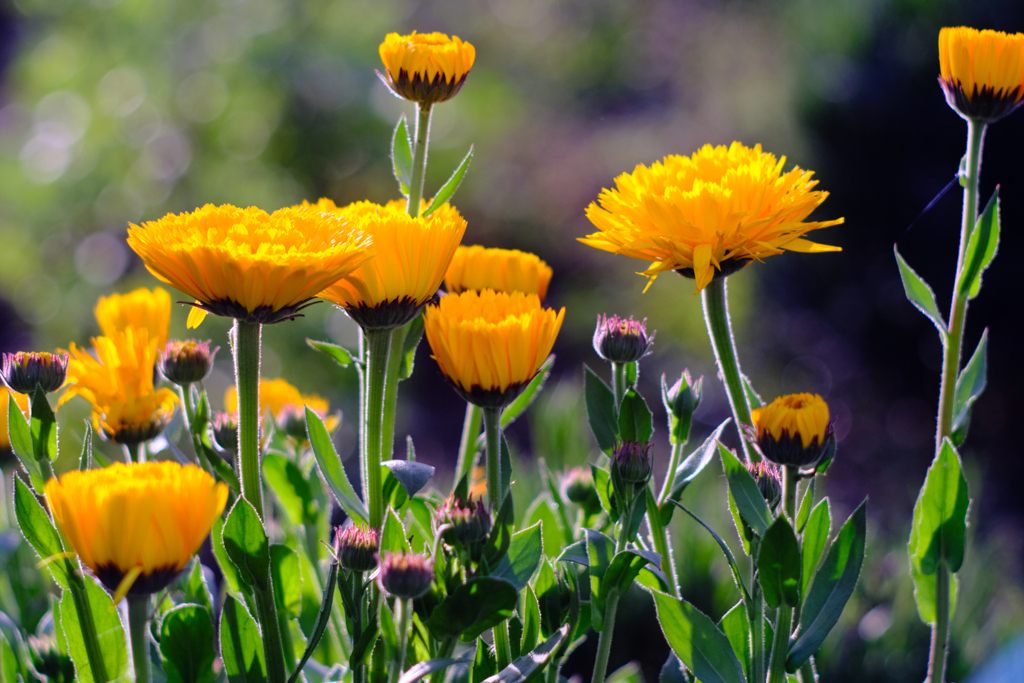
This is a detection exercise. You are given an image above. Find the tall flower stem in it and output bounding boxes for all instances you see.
[65,569,107,682]
[767,467,799,683]
[232,320,264,518]
[453,403,482,492]
[591,516,632,683]
[750,553,765,683]
[701,277,755,462]
[408,104,434,215]
[362,328,395,529]
[388,598,412,683]
[253,578,288,683]
[128,595,152,683]
[610,362,627,407]
[483,404,513,669]
[381,323,409,465]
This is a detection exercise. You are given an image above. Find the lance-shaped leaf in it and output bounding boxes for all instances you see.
[264,453,317,526]
[391,113,414,195]
[220,595,266,682]
[951,330,987,440]
[287,561,339,683]
[57,575,129,683]
[306,407,369,525]
[397,312,425,381]
[78,420,94,471]
[29,389,57,465]
[492,521,543,591]
[222,498,271,591]
[13,474,69,588]
[306,338,357,368]
[718,602,750,679]
[757,517,801,609]
[719,443,771,536]
[600,548,660,606]
[425,577,519,641]
[671,502,750,604]
[8,396,43,491]
[424,145,474,217]
[959,187,1000,299]
[618,388,653,444]
[160,604,216,683]
[908,439,970,575]
[660,419,730,525]
[584,364,618,453]
[380,507,412,554]
[502,355,554,429]
[894,246,947,339]
[481,625,568,683]
[801,499,831,599]
[652,591,746,683]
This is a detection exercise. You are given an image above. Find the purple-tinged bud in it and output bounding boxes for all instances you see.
[593,315,655,364]
[662,370,702,445]
[561,467,601,515]
[2,352,69,394]
[378,551,434,599]
[159,340,217,386]
[745,460,783,510]
[612,440,653,485]
[334,524,381,573]
[436,494,491,549]
[211,411,238,453]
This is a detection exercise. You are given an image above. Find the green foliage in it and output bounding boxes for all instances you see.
[160,604,216,683]
[55,576,128,683]
[220,596,266,683]
[222,498,271,592]
[894,247,947,339]
[652,591,746,683]
[757,517,801,609]
[959,188,1000,300]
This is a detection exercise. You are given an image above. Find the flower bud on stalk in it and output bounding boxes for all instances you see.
[211,411,238,453]
[378,551,434,599]
[335,524,381,573]
[750,393,835,472]
[746,460,783,510]
[592,315,655,364]
[436,494,491,552]
[159,340,216,386]
[662,370,702,445]
[611,440,653,510]
[562,467,601,516]
[1,352,69,394]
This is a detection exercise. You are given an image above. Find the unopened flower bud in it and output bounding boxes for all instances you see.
[612,440,653,486]
[436,494,491,549]
[275,405,309,441]
[28,633,73,682]
[378,551,434,599]
[746,460,782,510]
[335,524,380,573]
[593,315,655,364]
[662,371,702,445]
[159,340,216,386]
[211,411,238,453]
[562,467,601,515]
[2,352,69,394]
[751,393,835,470]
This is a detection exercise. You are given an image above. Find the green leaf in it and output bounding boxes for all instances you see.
[264,453,317,526]
[423,145,473,217]
[659,652,687,683]
[894,247,947,338]
[618,388,653,443]
[222,498,271,591]
[270,545,302,619]
[78,420,93,471]
[601,548,659,605]
[426,577,519,641]
[306,338,357,368]
[397,313,425,381]
[392,114,414,195]
[801,499,831,599]
[13,474,68,587]
[160,604,216,683]
[590,465,616,521]
[660,419,730,525]
[492,521,543,591]
[181,559,214,613]
[555,540,588,566]
[382,460,435,499]
[211,516,243,596]
[584,364,618,453]
[520,584,541,655]
[951,330,987,440]
[480,624,568,683]
[472,636,497,683]
[908,439,970,575]
[58,576,130,683]
[289,560,338,683]
[483,493,514,566]
[671,502,750,604]
[306,407,369,525]
[501,355,554,429]
[959,187,1000,299]
[220,595,267,682]
[741,374,763,409]
[788,500,867,672]
[29,389,57,464]
[652,590,746,683]
[585,529,615,631]
[718,602,750,679]
[399,656,472,683]
[909,560,958,625]
[381,507,412,554]
[525,497,564,558]
[718,443,771,535]
[757,517,801,609]
[8,396,43,491]
[607,662,643,683]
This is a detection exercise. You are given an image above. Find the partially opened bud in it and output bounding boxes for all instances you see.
[662,371,702,445]
[751,393,834,470]
[334,524,380,573]
[746,460,782,510]
[211,411,238,453]
[159,340,216,386]
[593,315,654,364]
[2,352,69,394]
[612,440,653,486]
[379,551,434,599]
[436,494,491,550]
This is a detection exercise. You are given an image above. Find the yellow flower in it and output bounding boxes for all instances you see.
[94,287,171,349]
[0,387,29,450]
[126,204,373,328]
[444,246,553,300]
[751,393,833,469]
[45,462,228,602]
[379,31,476,104]
[224,378,338,436]
[314,199,467,329]
[580,143,843,293]
[939,26,1024,122]
[424,290,564,408]
[60,329,178,445]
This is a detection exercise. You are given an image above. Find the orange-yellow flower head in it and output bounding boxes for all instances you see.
[60,329,178,445]
[314,199,467,330]
[424,290,564,408]
[225,377,338,438]
[45,462,228,601]
[379,32,476,105]
[580,143,843,294]
[751,393,834,469]
[95,287,171,349]
[126,204,373,327]
[0,388,29,450]
[939,26,1024,122]
[444,246,553,300]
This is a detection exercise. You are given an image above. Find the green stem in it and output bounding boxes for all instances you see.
[350,577,366,683]
[482,406,504,508]
[590,588,619,683]
[783,466,798,523]
[701,278,755,462]
[610,362,627,408]
[128,594,151,683]
[407,104,434,217]
[381,323,409,465]
[750,537,765,683]
[646,490,680,598]
[362,328,395,529]
[179,385,214,474]
[389,598,411,683]
[233,320,264,518]
[657,442,684,505]
[430,638,457,683]
[927,562,951,683]
[767,468,800,683]
[65,570,107,683]
[124,442,142,464]
[799,657,818,683]
[453,403,482,493]
[493,617,513,670]
[254,581,288,683]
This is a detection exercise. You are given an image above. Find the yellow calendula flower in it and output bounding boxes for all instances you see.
[580,143,843,294]
[0,387,29,450]
[225,377,338,437]
[126,204,373,328]
[45,462,228,601]
[939,26,1024,122]
[314,199,467,329]
[379,31,476,104]
[60,329,178,445]
[751,393,834,469]
[424,290,564,408]
[94,287,171,348]
[444,246,553,300]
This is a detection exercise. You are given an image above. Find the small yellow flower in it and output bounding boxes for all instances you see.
[444,246,553,300]
[379,31,476,104]
[60,329,178,445]
[45,462,228,601]
[939,26,1024,122]
[314,199,467,329]
[224,378,338,436]
[751,393,833,469]
[580,143,843,293]
[94,287,171,349]
[126,204,373,328]
[0,387,29,450]
[424,290,564,408]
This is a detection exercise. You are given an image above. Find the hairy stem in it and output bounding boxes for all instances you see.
[233,320,264,518]
[128,595,152,683]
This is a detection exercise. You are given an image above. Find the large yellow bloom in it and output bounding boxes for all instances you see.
[0,388,29,449]
[444,246,553,300]
[315,199,467,329]
[45,462,228,601]
[751,393,833,469]
[224,377,339,435]
[379,32,476,104]
[580,143,843,293]
[939,26,1024,122]
[126,204,373,327]
[424,290,564,408]
[60,329,178,445]
[94,287,171,348]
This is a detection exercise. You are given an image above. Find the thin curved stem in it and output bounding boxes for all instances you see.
[233,320,264,518]
[454,404,482,493]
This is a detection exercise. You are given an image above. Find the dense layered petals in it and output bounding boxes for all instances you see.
[444,245,553,300]
[424,290,564,408]
[95,287,171,348]
[580,143,843,293]
[939,26,1024,122]
[45,462,228,599]
[127,204,373,325]
[751,393,834,469]
[379,32,476,104]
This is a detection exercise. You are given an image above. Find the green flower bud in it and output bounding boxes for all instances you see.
[334,524,380,573]
[662,370,702,445]
[159,340,217,386]
[436,494,491,550]
[2,351,69,394]
[379,551,434,599]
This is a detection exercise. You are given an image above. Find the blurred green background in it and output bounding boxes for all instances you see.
[1,0,1024,680]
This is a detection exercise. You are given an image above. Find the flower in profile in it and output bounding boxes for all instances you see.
[0,387,29,450]
[580,143,843,293]
[2,352,69,394]
[334,524,380,573]
[939,27,1024,123]
[378,551,434,599]
[126,204,373,328]
[45,462,228,602]
[224,378,338,435]
[314,198,467,330]
[159,340,217,386]
[379,32,476,105]
[593,315,654,363]
[751,393,834,469]
[61,330,178,445]
[423,290,564,408]
[95,287,171,349]
[444,245,553,300]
